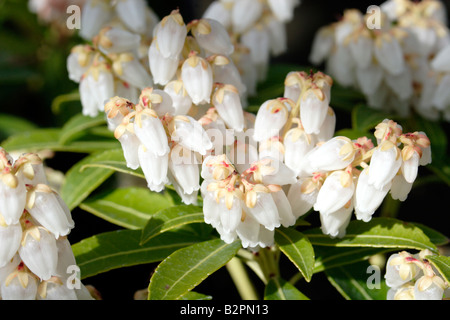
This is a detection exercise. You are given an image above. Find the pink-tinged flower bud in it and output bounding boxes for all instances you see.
[164,81,193,116]
[0,222,22,268]
[171,115,213,155]
[267,0,300,23]
[148,39,179,86]
[181,53,214,105]
[37,276,78,300]
[0,170,27,226]
[112,53,153,90]
[314,170,355,216]
[168,146,200,195]
[190,19,234,56]
[138,145,169,192]
[319,199,353,238]
[114,0,148,35]
[1,261,38,300]
[301,137,356,175]
[133,108,170,156]
[202,1,232,29]
[253,99,290,142]
[19,226,58,281]
[354,167,391,222]
[79,0,113,40]
[26,185,74,239]
[384,252,419,288]
[231,0,263,34]
[389,173,413,201]
[96,27,141,55]
[201,154,235,181]
[212,84,245,132]
[368,140,402,190]
[155,10,187,59]
[373,33,405,76]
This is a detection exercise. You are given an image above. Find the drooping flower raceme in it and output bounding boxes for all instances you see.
[0,148,93,300]
[385,250,449,300]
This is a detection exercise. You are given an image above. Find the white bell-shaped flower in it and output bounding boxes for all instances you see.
[267,0,300,22]
[218,197,244,234]
[240,24,271,81]
[112,53,153,90]
[414,276,446,300]
[212,84,245,132]
[384,252,419,288]
[0,170,26,226]
[430,44,450,72]
[38,277,78,300]
[170,115,213,155]
[315,107,336,142]
[355,64,384,96]
[25,185,74,239]
[168,146,200,195]
[300,88,330,135]
[191,18,234,56]
[271,190,296,228]
[253,99,290,142]
[309,25,334,65]
[148,39,180,86]
[287,178,319,219]
[85,66,115,113]
[0,222,22,268]
[155,10,187,59]
[138,144,169,193]
[283,128,315,175]
[133,109,170,156]
[202,190,222,229]
[114,0,148,35]
[143,89,175,116]
[236,213,263,248]
[245,191,280,231]
[202,1,232,29]
[54,237,77,281]
[373,33,405,76]
[354,167,391,222]
[348,32,373,70]
[79,75,100,117]
[19,226,58,281]
[231,0,263,34]
[266,16,288,57]
[368,140,402,190]
[210,55,247,96]
[67,45,93,83]
[117,130,141,170]
[389,173,413,202]
[96,27,141,55]
[181,53,214,105]
[314,170,355,216]
[167,170,198,206]
[300,136,356,175]
[1,263,38,300]
[257,157,297,186]
[401,150,420,183]
[79,0,113,40]
[164,80,193,115]
[319,200,353,238]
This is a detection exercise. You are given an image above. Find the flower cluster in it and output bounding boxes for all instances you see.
[385,250,449,300]
[309,0,450,121]
[0,148,92,300]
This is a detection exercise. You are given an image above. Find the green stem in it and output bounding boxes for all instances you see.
[226,257,260,300]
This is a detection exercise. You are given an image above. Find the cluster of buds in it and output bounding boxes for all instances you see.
[309,0,450,121]
[0,148,92,300]
[385,250,449,300]
[106,90,213,205]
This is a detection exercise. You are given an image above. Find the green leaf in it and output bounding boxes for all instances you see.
[313,246,391,273]
[179,291,213,300]
[351,104,393,132]
[73,229,205,279]
[59,113,106,145]
[275,228,315,282]
[264,277,309,300]
[0,113,37,140]
[80,187,175,230]
[304,218,438,253]
[79,157,145,179]
[141,205,205,245]
[325,260,389,300]
[426,255,450,284]
[148,239,241,300]
[60,149,125,210]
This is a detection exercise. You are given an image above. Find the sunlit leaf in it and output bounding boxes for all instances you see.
[264,277,309,300]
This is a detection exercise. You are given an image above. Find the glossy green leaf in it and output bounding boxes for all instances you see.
[426,255,450,283]
[59,113,106,145]
[60,149,125,210]
[325,260,389,300]
[80,187,174,230]
[141,205,205,244]
[179,291,213,300]
[275,228,315,282]
[264,277,309,300]
[148,239,241,300]
[0,113,37,140]
[351,104,394,132]
[72,229,205,279]
[304,218,438,253]
[80,157,145,179]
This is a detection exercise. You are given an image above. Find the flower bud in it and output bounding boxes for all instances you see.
[155,10,187,59]
[253,99,290,142]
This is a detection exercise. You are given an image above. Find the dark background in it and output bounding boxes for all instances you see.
[1,0,449,300]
